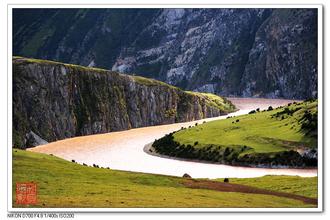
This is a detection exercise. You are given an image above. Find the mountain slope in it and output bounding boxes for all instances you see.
[13,56,235,149]
[13,8,318,99]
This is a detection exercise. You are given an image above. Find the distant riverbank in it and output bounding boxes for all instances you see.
[144,143,317,169]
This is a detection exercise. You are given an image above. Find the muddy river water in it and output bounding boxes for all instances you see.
[29,98,317,179]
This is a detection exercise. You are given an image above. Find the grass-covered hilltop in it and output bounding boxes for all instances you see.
[13,56,235,149]
[13,150,317,208]
[152,99,318,168]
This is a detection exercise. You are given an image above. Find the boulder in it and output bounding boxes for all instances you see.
[182,173,192,178]
[25,131,48,148]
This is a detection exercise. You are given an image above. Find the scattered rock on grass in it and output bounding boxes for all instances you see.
[183,173,192,178]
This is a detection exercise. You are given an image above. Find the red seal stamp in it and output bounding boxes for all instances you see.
[16,182,37,205]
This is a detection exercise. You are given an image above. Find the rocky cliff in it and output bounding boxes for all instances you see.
[13,8,318,99]
[13,57,235,149]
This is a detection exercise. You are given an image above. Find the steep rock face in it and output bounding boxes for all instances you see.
[13,8,318,99]
[13,57,235,148]
[241,9,318,98]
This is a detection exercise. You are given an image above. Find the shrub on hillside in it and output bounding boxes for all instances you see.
[300,111,317,136]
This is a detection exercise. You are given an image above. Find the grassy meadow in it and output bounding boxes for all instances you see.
[13,150,316,208]
[153,100,317,166]
[174,100,317,153]
[216,175,317,199]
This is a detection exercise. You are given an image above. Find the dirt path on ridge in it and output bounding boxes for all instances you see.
[183,179,318,205]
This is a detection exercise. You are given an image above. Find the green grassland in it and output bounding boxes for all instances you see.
[174,100,317,152]
[217,175,317,199]
[13,150,316,208]
[153,100,317,167]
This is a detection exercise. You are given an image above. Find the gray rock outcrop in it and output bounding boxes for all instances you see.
[13,57,235,149]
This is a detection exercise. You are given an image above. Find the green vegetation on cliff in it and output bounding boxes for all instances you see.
[130,75,178,89]
[13,150,316,208]
[152,100,318,167]
[186,91,236,113]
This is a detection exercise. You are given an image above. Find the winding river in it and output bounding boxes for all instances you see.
[29,98,317,179]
